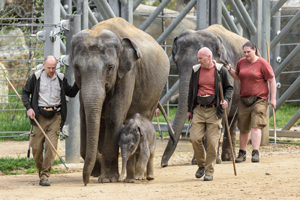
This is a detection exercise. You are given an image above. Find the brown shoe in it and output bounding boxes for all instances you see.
[195,167,205,178]
[251,150,260,162]
[235,149,246,163]
[39,178,51,186]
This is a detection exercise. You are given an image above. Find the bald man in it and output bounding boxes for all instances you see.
[22,55,79,186]
[187,47,233,181]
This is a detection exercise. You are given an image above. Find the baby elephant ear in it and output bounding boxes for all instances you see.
[118,38,142,79]
[137,127,144,137]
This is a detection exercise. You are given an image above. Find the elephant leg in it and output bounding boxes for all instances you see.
[80,94,87,161]
[124,155,136,183]
[135,151,149,180]
[221,116,237,161]
[146,151,155,180]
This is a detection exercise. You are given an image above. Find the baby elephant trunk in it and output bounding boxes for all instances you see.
[118,155,128,182]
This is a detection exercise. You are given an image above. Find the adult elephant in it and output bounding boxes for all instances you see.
[70,18,171,185]
[161,24,249,167]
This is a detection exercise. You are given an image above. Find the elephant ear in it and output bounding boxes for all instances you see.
[216,36,229,65]
[136,127,144,137]
[171,36,178,63]
[118,38,142,79]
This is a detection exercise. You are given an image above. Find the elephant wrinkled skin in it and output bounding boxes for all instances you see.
[70,18,169,185]
[161,25,249,167]
[118,113,156,183]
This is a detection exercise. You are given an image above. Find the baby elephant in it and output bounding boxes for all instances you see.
[118,113,156,183]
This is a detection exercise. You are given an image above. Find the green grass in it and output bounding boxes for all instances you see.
[269,103,300,128]
[0,156,65,175]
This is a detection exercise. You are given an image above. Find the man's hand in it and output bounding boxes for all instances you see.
[27,108,35,119]
[270,99,276,109]
[155,108,160,117]
[220,100,228,109]
[187,112,192,121]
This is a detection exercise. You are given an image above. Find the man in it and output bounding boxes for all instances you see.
[22,55,79,186]
[187,47,233,181]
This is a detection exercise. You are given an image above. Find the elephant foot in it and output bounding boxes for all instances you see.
[134,174,145,180]
[146,175,154,180]
[98,174,119,183]
[91,169,101,177]
[124,178,135,183]
[216,156,222,164]
[221,152,233,161]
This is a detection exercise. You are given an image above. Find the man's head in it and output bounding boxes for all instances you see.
[197,47,213,69]
[43,55,57,78]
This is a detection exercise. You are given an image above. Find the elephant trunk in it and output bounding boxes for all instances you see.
[81,84,106,186]
[161,74,191,167]
[119,155,128,182]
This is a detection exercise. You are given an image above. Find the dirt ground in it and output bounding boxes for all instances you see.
[0,138,300,200]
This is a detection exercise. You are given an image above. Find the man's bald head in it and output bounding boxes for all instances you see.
[43,55,57,78]
[198,47,212,58]
[197,47,214,69]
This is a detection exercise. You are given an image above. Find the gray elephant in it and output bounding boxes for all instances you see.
[161,24,249,167]
[118,113,156,183]
[70,17,171,185]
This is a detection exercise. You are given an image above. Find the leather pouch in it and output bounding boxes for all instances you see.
[197,95,216,106]
[240,96,258,106]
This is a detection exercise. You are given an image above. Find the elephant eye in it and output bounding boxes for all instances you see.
[107,64,115,76]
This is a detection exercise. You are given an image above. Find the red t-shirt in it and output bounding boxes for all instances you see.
[197,66,217,105]
[235,57,274,100]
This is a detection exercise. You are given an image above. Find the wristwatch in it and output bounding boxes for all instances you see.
[228,67,232,72]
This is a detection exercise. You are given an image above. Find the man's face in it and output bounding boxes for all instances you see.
[43,58,57,78]
[197,51,210,69]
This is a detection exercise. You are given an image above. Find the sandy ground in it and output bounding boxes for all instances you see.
[0,138,300,200]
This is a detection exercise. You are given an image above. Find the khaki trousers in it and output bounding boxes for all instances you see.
[31,113,61,179]
[190,105,222,176]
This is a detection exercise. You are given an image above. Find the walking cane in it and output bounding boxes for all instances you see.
[27,125,33,161]
[5,77,69,170]
[266,41,277,147]
[217,73,237,176]
[156,115,163,141]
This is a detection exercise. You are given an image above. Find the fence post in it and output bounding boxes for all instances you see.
[65,14,81,163]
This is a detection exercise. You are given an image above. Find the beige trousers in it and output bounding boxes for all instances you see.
[31,113,61,179]
[190,105,222,176]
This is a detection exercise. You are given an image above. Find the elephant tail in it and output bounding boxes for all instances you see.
[158,102,175,144]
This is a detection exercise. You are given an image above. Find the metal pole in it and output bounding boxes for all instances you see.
[157,0,197,44]
[121,0,133,24]
[63,0,72,15]
[93,0,116,18]
[44,1,60,71]
[139,0,172,31]
[222,1,240,35]
[234,0,257,35]
[133,0,143,11]
[77,0,88,30]
[196,0,209,30]
[282,109,300,130]
[274,44,300,78]
[65,14,81,163]
[210,0,222,25]
[271,0,287,18]
[227,0,250,38]
[60,3,67,19]
[269,76,300,116]
[160,80,179,106]
[60,39,66,55]
[270,9,300,51]
[222,16,231,31]
[250,0,262,51]
[73,0,100,24]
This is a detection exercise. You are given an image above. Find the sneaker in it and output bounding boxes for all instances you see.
[39,178,51,186]
[235,149,246,163]
[251,150,259,162]
[195,167,205,178]
[204,175,213,181]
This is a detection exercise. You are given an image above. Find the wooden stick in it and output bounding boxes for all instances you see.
[217,73,237,176]
[5,77,69,170]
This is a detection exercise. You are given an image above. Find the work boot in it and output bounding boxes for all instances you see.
[235,149,246,163]
[251,149,260,162]
[195,167,205,178]
[39,178,51,186]
[204,175,213,181]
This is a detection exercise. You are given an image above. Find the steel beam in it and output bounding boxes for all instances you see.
[234,0,256,35]
[210,0,222,25]
[222,16,231,31]
[65,14,81,164]
[60,3,67,19]
[63,0,72,15]
[269,130,300,138]
[160,80,179,106]
[77,0,89,30]
[60,39,66,55]
[270,9,300,51]
[133,0,143,11]
[269,76,300,116]
[282,109,300,130]
[139,0,172,31]
[271,0,287,18]
[93,0,116,18]
[222,1,240,35]
[196,0,209,30]
[157,0,196,44]
[250,0,262,51]
[227,0,250,38]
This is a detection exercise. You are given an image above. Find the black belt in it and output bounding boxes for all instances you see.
[200,104,215,108]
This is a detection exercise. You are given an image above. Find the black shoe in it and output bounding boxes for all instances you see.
[251,150,259,162]
[204,175,213,181]
[195,167,205,178]
[39,178,51,186]
[235,149,246,163]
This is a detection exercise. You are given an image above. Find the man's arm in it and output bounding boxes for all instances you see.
[63,78,79,97]
[21,75,35,119]
[221,67,234,103]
